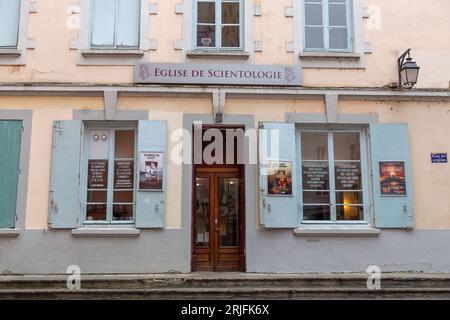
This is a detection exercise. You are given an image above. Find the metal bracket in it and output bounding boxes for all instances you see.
[212,90,226,123]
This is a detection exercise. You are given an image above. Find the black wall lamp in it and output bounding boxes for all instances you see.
[398,49,420,89]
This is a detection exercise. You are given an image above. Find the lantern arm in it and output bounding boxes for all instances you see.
[397,49,412,88]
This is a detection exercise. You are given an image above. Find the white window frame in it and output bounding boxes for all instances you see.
[0,0,31,66]
[303,0,353,52]
[193,0,244,51]
[89,0,141,50]
[71,0,150,66]
[297,127,371,226]
[81,123,137,226]
[293,0,367,69]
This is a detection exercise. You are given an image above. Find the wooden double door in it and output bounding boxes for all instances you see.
[192,169,245,272]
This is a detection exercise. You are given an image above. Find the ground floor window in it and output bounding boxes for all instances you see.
[84,126,136,224]
[299,128,368,223]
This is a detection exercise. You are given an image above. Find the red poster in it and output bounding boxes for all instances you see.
[379,161,406,196]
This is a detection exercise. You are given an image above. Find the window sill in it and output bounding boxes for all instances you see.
[294,226,380,237]
[299,52,361,60]
[0,229,21,237]
[71,227,141,237]
[81,49,145,58]
[186,50,250,60]
[0,49,22,57]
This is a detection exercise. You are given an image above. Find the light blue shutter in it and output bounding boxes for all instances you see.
[116,0,140,48]
[0,121,22,228]
[135,120,166,228]
[370,124,414,229]
[91,0,116,47]
[48,121,82,229]
[259,122,298,228]
[0,0,21,47]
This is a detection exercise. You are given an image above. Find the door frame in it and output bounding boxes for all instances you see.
[191,125,246,272]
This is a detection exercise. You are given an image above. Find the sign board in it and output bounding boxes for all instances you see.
[135,63,302,86]
[379,161,407,196]
[431,153,448,164]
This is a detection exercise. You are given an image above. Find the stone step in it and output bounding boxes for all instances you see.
[1,287,450,300]
[1,273,450,299]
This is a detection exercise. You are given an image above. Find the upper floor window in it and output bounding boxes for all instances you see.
[90,0,141,49]
[0,0,21,48]
[194,0,243,50]
[303,0,352,52]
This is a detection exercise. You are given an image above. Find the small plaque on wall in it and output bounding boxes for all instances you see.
[431,153,448,164]
[379,161,407,196]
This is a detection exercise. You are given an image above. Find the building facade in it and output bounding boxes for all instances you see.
[0,0,450,274]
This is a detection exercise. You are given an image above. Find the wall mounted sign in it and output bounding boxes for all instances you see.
[135,63,302,86]
[114,160,134,189]
[267,161,293,196]
[139,152,164,191]
[88,160,108,189]
[431,153,448,164]
[379,161,407,196]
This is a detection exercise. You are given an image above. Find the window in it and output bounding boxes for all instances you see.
[90,0,141,49]
[84,127,136,224]
[303,0,352,51]
[194,0,243,50]
[299,129,368,223]
[0,0,21,48]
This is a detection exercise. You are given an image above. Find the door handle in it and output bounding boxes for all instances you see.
[214,218,220,232]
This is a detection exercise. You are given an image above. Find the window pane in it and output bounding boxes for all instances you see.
[305,3,323,26]
[328,3,347,26]
[329,27,348,50]
[303,191,330,204]
[197,25,216,47]
[114,160,134,189]
[333,132,360,160]
[113,191,134,203]
[87,204,107,221]
[113,204,133,221]
[334,162,361,190]
[197,1,215,23]
[0,0,20,47]
[89,130,109,159]
[116,0,140,47]
[195,177,210,247]
[303,206,331,221]
[222,2,239,24]
[336,191,363,205]
[336,205,363,221]
[301,132,328,160]
[218,178,239,247]
[302,161,330,190]
[87,191,107,203]
[114,130,135,158]
[91,0,116,47]
[222,26,240,47]
[305,27,324,49]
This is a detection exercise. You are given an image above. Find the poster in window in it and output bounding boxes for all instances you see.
[379,161,407,196]
[88,160,108,189]
[114,160,134,189]
[267,161,293,196]
[139,152,164,191]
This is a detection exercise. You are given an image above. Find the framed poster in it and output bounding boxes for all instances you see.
[379,161,407,196]
[139,152,164,191]
[267,161,293,196]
